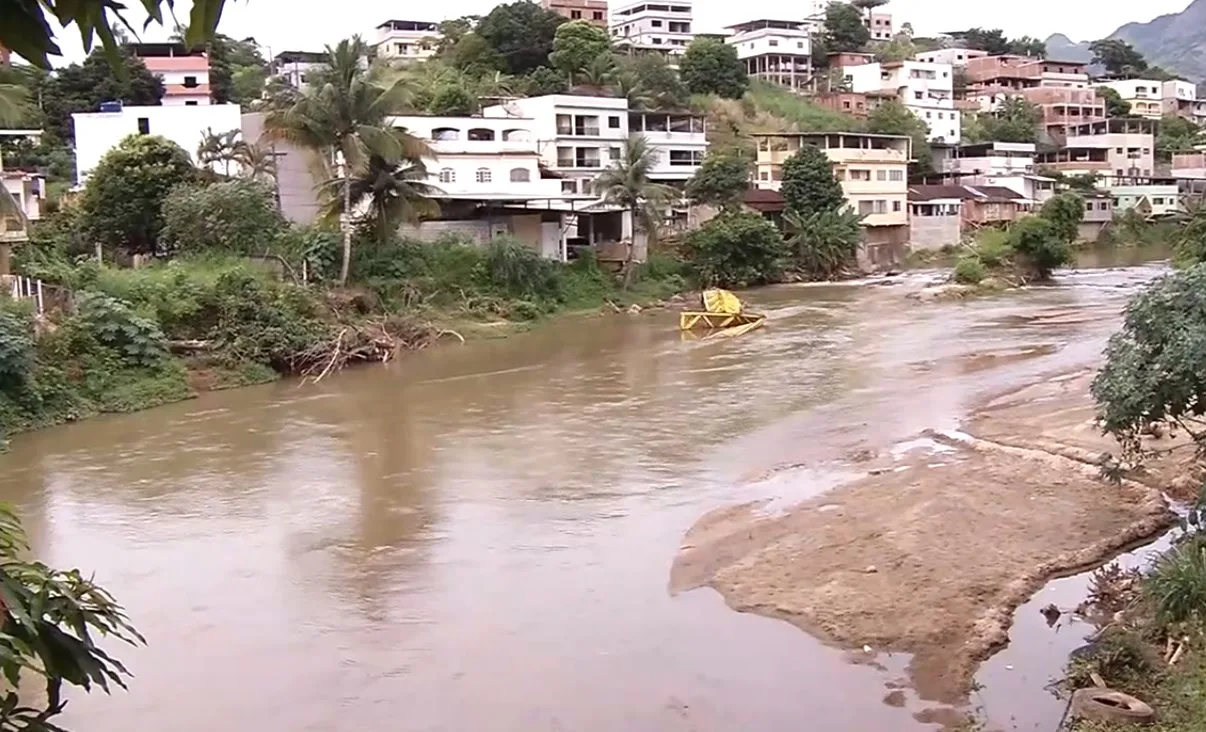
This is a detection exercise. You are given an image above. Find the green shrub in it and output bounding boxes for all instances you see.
[475,237,560,299]
[204,270,330,369]
[786,207,863,279]
[160,180,287,257]
[1008,215,1071,280]
[70,292,167,367]
[953,256,986,285]
[1147,536,1206,627]
[973,228,1013,268]
[1039,191,1085,245]
[683,211,787,287]
[0,306,34,392]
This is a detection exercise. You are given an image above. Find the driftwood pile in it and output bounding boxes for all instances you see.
[293,315,463,384]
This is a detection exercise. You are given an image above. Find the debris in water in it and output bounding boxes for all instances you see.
[1041,603,1062,626]
[865,565,878,574]
[863,645,873,654]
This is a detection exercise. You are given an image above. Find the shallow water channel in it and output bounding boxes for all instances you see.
[0,251,1174,731]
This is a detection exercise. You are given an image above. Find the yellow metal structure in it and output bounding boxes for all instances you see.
[678,289,766,334]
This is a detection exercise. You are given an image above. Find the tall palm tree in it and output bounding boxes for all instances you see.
[593,135,676,287]
[235,141,279,182]
[321,152,440,245]
[264,36,430,284]
[196,127,244,177]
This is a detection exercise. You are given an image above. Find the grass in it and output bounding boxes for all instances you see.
[1147,538,1206,627]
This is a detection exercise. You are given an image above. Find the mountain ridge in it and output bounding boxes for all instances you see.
[1042,0,1206,81]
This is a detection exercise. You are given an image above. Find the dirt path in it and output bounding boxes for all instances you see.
[670,371,1175,714]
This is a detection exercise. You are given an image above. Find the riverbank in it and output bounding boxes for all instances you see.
[0,244,688,446]
[671,368,1190,724]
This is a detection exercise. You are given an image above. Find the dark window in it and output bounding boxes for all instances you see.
[608,116,621,128]
[137,117,150,134]
[651,19,663,27]
[183,75,198,88]
[593,11,603,19]
[571,9,581,18]
[185,100,198,106]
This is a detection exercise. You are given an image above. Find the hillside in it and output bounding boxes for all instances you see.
[1044,34,1093,64]
[1110,0,1206,80]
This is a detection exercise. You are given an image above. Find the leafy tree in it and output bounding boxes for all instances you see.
[867,98,934,172]
[851,0,890,11]
[321,156,440,245]
[161,179,285,255]
[780,145,845,218]
[435,16,481,55]
[0,505,144,731]
[874,35,918,64]
[824,3,872,53]
[1039,191,1085,245]
[785,207,864,280]
[549,21,612,82]
[1090,39,1149,77]
[475,1,566,76]
[611,53,689,110]
[1157,115,1202,162]
[685,150,751,210]
[0,69,33,128]
[678,38,748,99]
[208,34,268,105]
[264,37,430,284]
[1092,264,1206,464]
[521,66,571,96]
[682,211,787,287]
[444,33,505,74]
[593,135,676,287]
[985,97,1041,143]
[38,50,164,143]
[1009,36,1047,57]
[958,28,1012,56]
[2,0,229,68]
[1008,215,1070,280]
[79,134,197,255]
[1097,86,1133,118]
[428,84,478,115]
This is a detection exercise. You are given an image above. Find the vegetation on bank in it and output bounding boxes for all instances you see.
[950,192,1083,286]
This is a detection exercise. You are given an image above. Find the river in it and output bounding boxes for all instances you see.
[0,250,1171,731]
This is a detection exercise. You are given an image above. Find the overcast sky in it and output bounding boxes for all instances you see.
[41,0,1194,64]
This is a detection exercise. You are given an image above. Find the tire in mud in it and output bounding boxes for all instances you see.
[1071,688,1155,724]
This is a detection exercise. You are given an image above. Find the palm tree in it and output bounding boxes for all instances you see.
[593,135,675,287]
[196,127,244,177]
[264,36,430,284]
[321,152,440,245]
[0,83,31,129]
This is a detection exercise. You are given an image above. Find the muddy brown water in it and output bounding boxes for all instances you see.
[0,253,1173,731]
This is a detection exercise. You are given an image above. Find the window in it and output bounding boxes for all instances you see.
[557,146,575,167]
[561,179,577,193]
[893,201,901,212]
[432,127,460,141]
[843,101,851,109]
[137,117,150,134]
[759,171,770,181]
[575,147,601,167]
[668,21,690,32]
[183,75,198,88]
[652,19,663,27]
[610,146,621,160]
[571,9,581,17]
[1153,197,1163,205]
[669,150,703,166]
[573,115,599,136]
[510,168,531,182]
[798,42,805,49]
[769,40,779,47]
[874,200,887,214]
[652,38,663,44]
[185,100,198,106]
[468,128,495,141]
[556,114,573,135]
[593,11,604,20]
[1085,201,1094,211]
[877,169,887,181]
[503,129,531,141]
[1142,148,1151,154]
[914,91,923,100]
[439,168,456,184]
[476,168,492,183]
[1115,147,1124,154]
[925,111,932,119]
[849,169,871,181]
[1099,201,1110,211]
[889,170,904,181]
[609,116,621,129]
[858,200,875,215]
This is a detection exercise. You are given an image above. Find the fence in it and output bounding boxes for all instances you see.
[8,276,44,315]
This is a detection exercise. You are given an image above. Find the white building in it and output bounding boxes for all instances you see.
[609,0,694,56]
[800,0,828,31]
[914,47,987,67]
[391,115,564,200]
[865,11,894,41]
[842,60,961,144]
[941,142,1055,206]
[271,51,327,89]
[71,104,244,185]
[483,94,706,194]
[724,19,812,92]
[374,20,440,61]
[1111,183,1181,217]
[1095,78,1206,123]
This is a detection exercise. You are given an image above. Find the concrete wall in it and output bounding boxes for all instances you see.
[241,112,322,226]
[910,215,960,251]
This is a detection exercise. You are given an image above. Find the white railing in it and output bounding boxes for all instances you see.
[9,276,44,315]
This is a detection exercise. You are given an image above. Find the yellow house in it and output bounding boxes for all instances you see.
[753,131,913,258]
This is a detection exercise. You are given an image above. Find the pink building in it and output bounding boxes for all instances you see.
[128,43,212,106]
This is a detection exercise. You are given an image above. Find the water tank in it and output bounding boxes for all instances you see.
[98,100,123,113]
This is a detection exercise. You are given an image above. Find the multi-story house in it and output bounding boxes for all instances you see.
[1019,87,1105,131]
[271,51,327,89]
[609,0,694,56]
[753,131,913,258]
[914,48,987,67]
[940,142,1055,206]
[374,20,439,61]
[0,169,44,275]
[1095,79,1206,123]
[1036,118,1157,184]
[724,19,812,92]
[483,94,706,194]
[542,0,608,27]
[127,42,210,106]
[842,60,961,144]
[72,104,244,185]
[864,11,894,41]
[965,55,1091,94]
